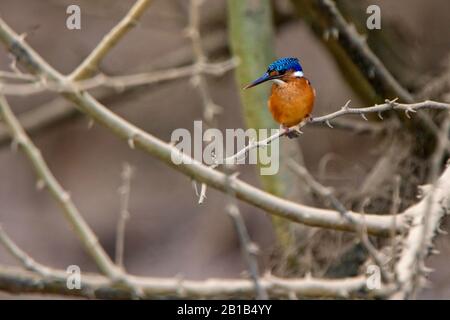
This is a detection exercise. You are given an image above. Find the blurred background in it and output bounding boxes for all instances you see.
[0,0,449,299]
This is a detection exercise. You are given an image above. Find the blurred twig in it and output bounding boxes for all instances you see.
[226,203,268,299]
[0,59,237,95]
[390,175,401,273]
[0,70,35,81]
[186,0,222,124]
[224,168,268,299]
[216,100,450,172]
[115,163,134,270]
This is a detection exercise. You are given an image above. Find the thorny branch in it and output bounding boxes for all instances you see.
[0,265,394,299]
[223,166,268,300]
[393,115,450,299]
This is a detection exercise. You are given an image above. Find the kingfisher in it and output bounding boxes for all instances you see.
[244,57,315,138]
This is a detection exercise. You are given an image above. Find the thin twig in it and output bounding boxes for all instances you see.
[0,225,51,276]
[115,163,134,269]
[0,70,35,81]
[0,8,449,300]
[223,168,268,300]
[393,114,450,299]
[0,59,237,95]
[393,143,450,298]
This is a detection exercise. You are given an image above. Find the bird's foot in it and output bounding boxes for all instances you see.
[281,125,302,139]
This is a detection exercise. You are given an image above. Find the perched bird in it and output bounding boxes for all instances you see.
[244,57,315,138]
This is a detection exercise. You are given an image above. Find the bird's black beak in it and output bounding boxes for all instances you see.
[244,72,279,89]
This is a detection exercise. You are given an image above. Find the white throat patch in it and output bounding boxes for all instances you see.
[272,79,286,86]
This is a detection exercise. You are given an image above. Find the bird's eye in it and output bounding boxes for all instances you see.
[269,70,280,77]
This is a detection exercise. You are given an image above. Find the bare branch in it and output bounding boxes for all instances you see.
[0,225,51,276]
[393,116,450,299]
[0,265,394,299]
[115,163,134,269]
[69,0,153,81]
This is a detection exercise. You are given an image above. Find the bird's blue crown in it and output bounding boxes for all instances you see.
[267,57,303,73]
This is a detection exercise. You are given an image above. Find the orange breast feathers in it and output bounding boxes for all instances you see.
[268,78,315,127]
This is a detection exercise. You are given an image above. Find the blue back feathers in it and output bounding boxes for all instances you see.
[268,57,303,73]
